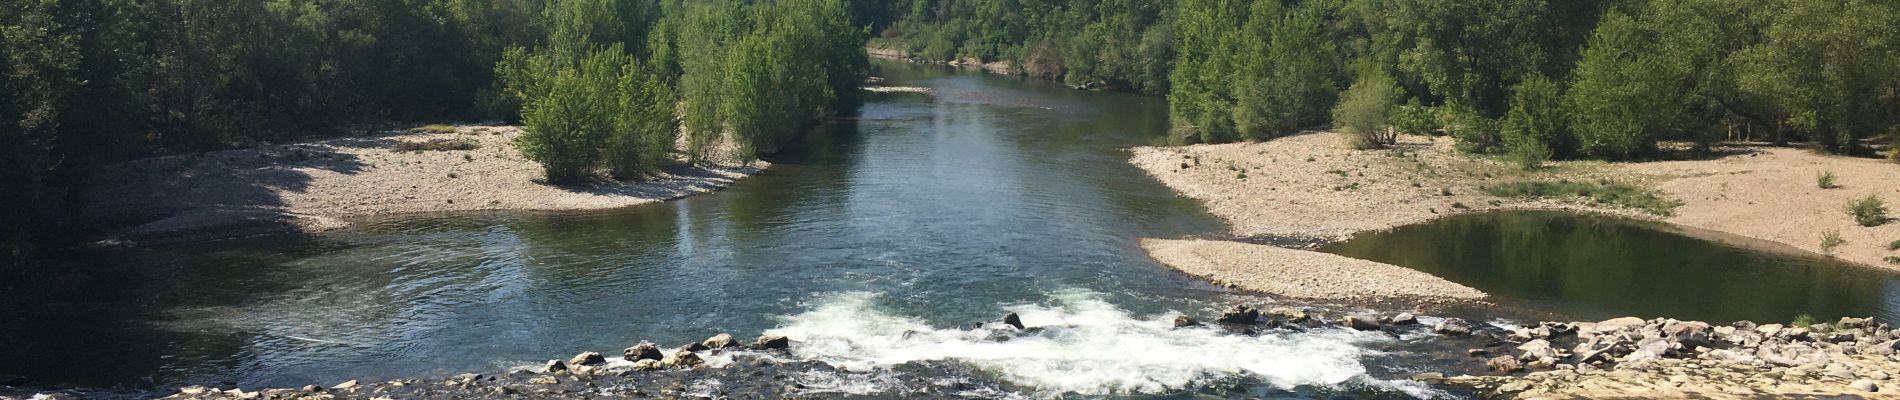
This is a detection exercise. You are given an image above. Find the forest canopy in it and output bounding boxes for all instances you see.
[875,0,1900,154]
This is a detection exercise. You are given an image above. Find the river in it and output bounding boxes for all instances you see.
[3,61,1894,398]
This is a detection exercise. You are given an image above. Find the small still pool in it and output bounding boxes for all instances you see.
[1321,211,1900,325]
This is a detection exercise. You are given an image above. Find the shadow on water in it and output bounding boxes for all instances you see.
[1320,211,1900,325]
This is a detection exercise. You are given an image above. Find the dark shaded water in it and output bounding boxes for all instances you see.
[4,62,1895,398]
[1322,211,1900,324]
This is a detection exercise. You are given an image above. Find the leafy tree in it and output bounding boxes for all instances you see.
[1334,69,1400,149]
[1500,74,1571,164]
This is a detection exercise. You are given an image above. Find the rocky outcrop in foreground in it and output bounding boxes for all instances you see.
[1431,316,1898,398]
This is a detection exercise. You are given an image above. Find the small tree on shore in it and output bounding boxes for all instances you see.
[1334,70,1399,149]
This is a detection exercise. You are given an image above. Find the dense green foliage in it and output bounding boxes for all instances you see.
[876,0,1899,156]
[875,0,1177,93]
[2,0,867,262]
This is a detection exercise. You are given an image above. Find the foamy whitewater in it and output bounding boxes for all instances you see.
[765,289,1445,397]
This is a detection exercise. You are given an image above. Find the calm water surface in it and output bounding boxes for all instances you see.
[6,62,1897,397]
[1322,211,1900,324]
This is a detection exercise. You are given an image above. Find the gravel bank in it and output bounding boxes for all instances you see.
[1436,316,1900,399]
[79,126,764,244]
[1141,238,1487,301]
[1130,130,1900,271]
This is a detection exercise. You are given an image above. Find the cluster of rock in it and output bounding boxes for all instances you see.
[1433,316,1899,398]
[159,333,794,400]
[1193,305,1423,333]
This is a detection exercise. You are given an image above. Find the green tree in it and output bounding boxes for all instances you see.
[1334,69,1400,149]
[1500,74,1570,166]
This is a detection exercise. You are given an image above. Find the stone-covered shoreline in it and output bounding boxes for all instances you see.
[1437,316,1899,398]
[6,307,1890,399]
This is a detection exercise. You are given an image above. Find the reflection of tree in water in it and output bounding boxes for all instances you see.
[1323,211,1900,324]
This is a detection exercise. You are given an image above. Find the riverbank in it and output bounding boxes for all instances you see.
[1129,131,1900,271]
[77,125,765,245]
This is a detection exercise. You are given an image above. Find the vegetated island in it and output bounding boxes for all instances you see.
[76,125,764,246]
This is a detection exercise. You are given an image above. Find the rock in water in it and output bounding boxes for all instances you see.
[567,351,605,366]
[1434,318,1473,336]
[629,359,662,371]
[1486,356,1523,373]
[682,342,710,352]
[1341,315,1382,331]
[703,333,739,349]
[624,341,663,361]
[661,351,703,368]
[1003,313,1026,330]
[331,380,360,390]
[753,335,791,350]
[1217,305,1260,324]
[1173,315,1199,328]
[1266,307,1308,323]
[1387,312,1418,326]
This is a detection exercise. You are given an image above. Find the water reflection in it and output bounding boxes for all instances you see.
[1321,211,1900,324]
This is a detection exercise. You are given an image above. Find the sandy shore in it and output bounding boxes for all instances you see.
[1142,239,1487,300]
[79,126,764,244]
[1130,131,1900,271]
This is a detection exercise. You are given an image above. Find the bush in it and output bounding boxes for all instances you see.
[1391,100,1440,136]
[1792,313,1817,327]
[1847,194,1889,227]
[1820,230,1846,256]
[1817,171,1839,189]
[517,52,625,183]
[604,68,677,178]
[1445,104,1501,154]
[1333,71,1399,149]
[1500,75,1572,169]
[1486,180,1683,216]
[1507,140,1553,171]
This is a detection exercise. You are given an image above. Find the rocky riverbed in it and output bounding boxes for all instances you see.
[1439,316,1899,398]
[5,307,1889,399]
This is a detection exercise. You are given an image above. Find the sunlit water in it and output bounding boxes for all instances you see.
[6,62,1894,398]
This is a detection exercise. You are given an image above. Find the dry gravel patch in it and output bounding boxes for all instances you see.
[81,125,764,244]
[1140,238,1488,301]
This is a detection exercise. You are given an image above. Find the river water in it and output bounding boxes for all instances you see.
[4,61,1895,398]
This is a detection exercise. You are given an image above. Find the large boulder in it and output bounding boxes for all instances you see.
[1486,356,1523,373]
[661,351,703,368]
[703,333,739,349]
[753,335,791,350]
[1341,315,1382,331]
[624,341,663,361]
[1434,318,1473,336]
[541,360,567,373]
[1266,307,1309,323]
[567,352,605,366]
[1517,339,1561,361]
[1385,312,1419,326]
[1217,305,1260,324]
[1003,313,1026,330]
